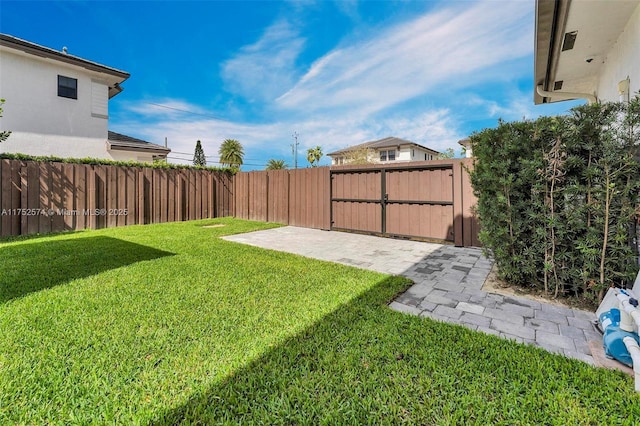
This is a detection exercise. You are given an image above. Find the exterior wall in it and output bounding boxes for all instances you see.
[3,132,110,158]
[596,3,640,102]
[397,146,411,161]
[409,146,437,161]
[0,47,112,158]
[330,145,438,165]
[381,146,436,162]
[108,150,162,163]
[2,132,162,162]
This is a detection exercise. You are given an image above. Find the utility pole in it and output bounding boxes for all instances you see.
[291,131,299,169]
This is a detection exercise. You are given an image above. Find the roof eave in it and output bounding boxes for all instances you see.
[108,83,124,99]
[534,0,572,105]
[108,142,171,155]
[0,34,130,83]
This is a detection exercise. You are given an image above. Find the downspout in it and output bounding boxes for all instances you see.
[536,85,597,105]
[623,337,640,392]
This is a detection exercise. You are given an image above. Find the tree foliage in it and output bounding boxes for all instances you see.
[344,146,374,165]
[0,99,11,144]
[193,140,206,167]
[266,159,287,170]
[306,146,323,167]
[219,139,244,171]
[470,99,640,304]
[0,152,230,171]
[436,148,455,159]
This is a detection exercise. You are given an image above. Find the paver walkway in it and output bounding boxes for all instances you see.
[223,226,600,365]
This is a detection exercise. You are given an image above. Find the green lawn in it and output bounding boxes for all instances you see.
[1,219,638,424]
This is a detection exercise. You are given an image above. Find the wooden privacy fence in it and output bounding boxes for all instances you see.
[1,158,479,246]
[234,159,480,247]
[0,159,234,237]
[234,167,330,229]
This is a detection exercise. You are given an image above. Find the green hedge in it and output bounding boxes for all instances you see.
[470,99,640,303]
[0,152,234,173]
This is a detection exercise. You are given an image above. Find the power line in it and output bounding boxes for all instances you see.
[166,156,267,168]
[145,102,225,120]
[169,150,262,162]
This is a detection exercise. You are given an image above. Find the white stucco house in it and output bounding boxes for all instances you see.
[0,33,169,162]
[327,137,440,166]
[534,0,640,104]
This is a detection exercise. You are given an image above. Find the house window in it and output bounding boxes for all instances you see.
[380,150,396,162]
[58,75,77,99]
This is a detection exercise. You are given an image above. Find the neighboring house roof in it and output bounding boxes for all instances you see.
[534,0,639,104]
[107,131,171,155]
[0,33,130,98]
[327,137,439,157]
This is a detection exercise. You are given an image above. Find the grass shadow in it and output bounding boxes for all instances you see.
[1,236,174,303]
[0,228,87,244]
[150,276,637,425]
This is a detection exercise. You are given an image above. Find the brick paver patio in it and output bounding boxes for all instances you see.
[224,226,599,365]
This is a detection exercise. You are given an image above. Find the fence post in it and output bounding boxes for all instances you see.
[452,160,464,246]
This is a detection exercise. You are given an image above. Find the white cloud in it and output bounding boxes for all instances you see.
[371,110,464,153]
[464,90,586,123]
[115,109,287,166]
[466,93,536,120]
[114,1,543,168]
[277,1,533,117]
[220,20,305,102]
[115,100,464,168]
[123,99,212,119]
[333,0,360,21]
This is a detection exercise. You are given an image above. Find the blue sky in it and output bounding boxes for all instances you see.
[1,0,581,169]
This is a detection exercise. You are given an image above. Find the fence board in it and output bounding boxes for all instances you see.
[152,169,160,224]
[75,165,87,230]
[1,160,20,236]
[125,167,136,226]
[167,170,176,223]
[107,165,118,228]
[50,163,65,233]
[62,164,74,231]
[234,173,248,220]
[267,170,289,224]
[38,162,51,234]
[25,162,39,234]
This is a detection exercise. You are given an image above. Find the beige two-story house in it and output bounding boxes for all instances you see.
[327,136,440,166]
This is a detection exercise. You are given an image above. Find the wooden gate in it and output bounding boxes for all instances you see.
[330,164,454,242]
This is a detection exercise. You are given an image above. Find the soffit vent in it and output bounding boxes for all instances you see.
[562,31,578,51]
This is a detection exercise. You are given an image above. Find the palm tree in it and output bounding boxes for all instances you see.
[218,139,244,171]
[266,159,287,170]
[306,146,323,167]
